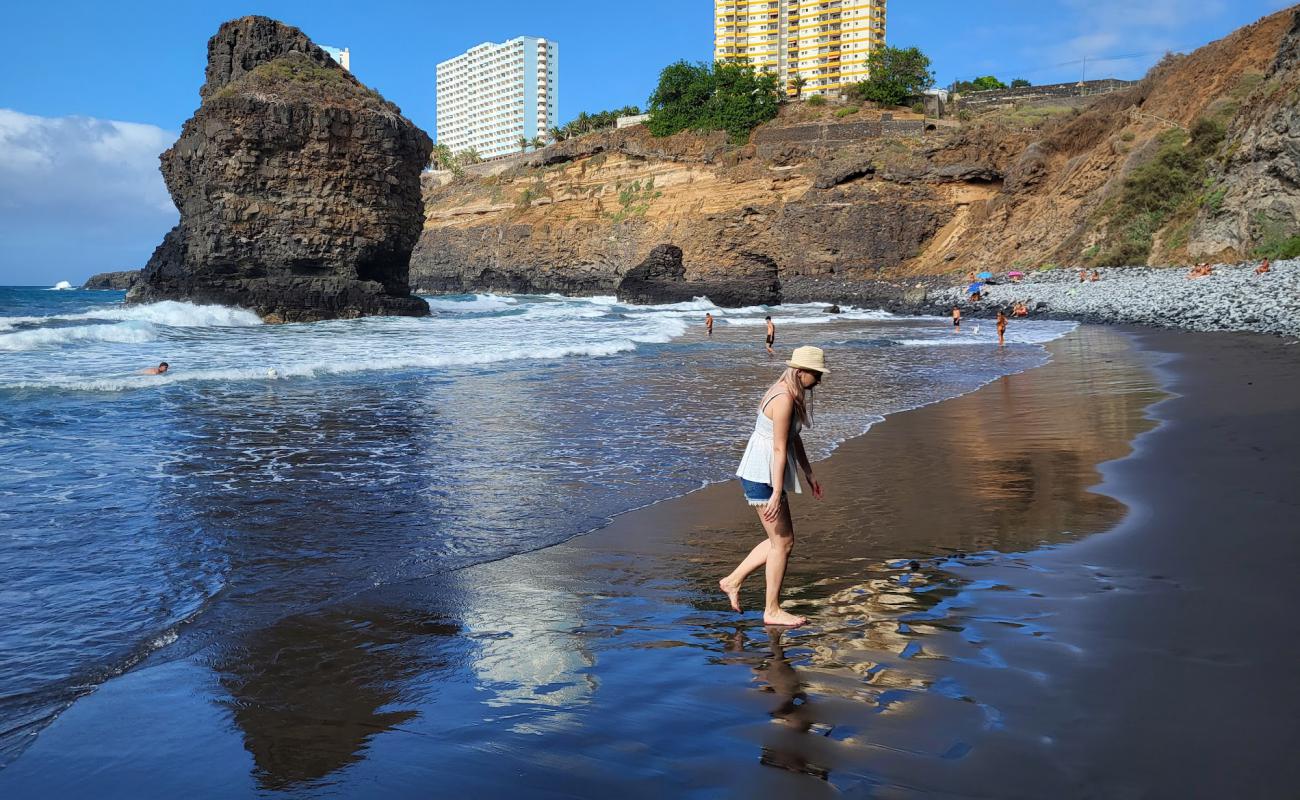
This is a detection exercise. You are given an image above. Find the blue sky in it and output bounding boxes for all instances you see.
[0,0,1293,285]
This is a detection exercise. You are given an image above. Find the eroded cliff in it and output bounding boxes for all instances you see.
[414,7,1300,304]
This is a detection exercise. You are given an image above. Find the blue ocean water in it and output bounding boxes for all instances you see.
[0,284,1074,762]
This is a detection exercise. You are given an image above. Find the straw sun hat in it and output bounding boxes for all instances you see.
[786,345,829,374]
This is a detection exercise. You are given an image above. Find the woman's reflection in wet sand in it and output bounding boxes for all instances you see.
[745,626,831,781]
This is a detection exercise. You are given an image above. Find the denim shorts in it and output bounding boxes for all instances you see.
[741,478,784,506]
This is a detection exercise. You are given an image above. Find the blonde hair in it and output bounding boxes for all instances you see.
[779,367,814,428]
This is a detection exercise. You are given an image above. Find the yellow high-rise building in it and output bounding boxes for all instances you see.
[714,0,887,96]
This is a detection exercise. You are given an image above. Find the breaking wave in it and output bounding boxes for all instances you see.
[0,322,159,351]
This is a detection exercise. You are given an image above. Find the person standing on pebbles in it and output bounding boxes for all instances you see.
[720,346,828,627]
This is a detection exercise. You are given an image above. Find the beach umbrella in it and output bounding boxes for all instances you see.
[977,271,993,279]
[1008,270,1024,278]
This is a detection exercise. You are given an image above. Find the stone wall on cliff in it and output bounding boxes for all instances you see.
[130,16,431,322]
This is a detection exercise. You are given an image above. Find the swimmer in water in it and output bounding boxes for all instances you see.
[140,362,169,375]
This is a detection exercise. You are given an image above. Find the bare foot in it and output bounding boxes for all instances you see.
[719,578,742,612]
[763,609,807,627]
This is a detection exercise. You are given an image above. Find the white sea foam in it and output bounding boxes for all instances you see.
[893,320,1077,347]
[48,281,74,291]
[0,301,262,330]
[0,321,159,351]
[628,297,720,313]
[722,316,833,327]
[66,301,262,327]
[1,338,652,392]
[423,293,520,312]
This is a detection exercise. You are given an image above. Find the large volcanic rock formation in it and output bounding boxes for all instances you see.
[129,16,431,321]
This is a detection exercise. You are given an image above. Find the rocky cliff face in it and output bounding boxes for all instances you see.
[1192,9,1300,259]
[130,16,431,322]
[414,7,1300,302]
[412,124,976,304]
[82,270,140,291]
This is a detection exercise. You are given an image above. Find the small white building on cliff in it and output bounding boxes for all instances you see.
[321,45,350,71]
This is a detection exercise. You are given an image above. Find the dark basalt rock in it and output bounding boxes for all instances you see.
[83,270,141,290]
[129,16,431,322]
[617,244,781,307]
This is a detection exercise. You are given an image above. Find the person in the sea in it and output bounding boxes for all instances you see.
[705,312,714,335]
[765,316,776,355]
[140,362,169,375]
[996,309,1008,346]
[720,346,827,627]
[951,306,962,331]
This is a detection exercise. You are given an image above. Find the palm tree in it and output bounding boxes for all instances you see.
[531,135,546,149]
[517,136,530,153]
[429,143,454,171]
[790,75,808,100]
[549,126,564,143]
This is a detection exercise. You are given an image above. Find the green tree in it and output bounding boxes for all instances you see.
[953,75,1007,93]
[429,143,454,171]
[789,74,808,99]
[531,135,546,149]
[548,126,564,142]
[646,60,782,143]
[852,46,935,107]
[1010,78,1031,88]
[453,147,481,166]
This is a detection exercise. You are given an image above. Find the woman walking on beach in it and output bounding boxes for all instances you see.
[720,346,827,627]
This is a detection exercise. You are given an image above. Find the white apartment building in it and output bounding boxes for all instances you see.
[436,37,559,159]
[321,45,350,71]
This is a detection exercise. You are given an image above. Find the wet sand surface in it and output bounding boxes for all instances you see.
[4,326,1298,798]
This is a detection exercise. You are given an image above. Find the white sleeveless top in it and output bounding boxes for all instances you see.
[735,391,802,493]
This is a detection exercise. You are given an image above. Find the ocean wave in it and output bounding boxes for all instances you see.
[423,293,520,313]
[837,308,897,321]
[0,338,659,392]
[0,321,159,351]
[630,297,720,313]
[0,301,262,331]
[722,316,833,327]
[66,301,262,327]
[48,281,74,291]
[893,321,1077,347]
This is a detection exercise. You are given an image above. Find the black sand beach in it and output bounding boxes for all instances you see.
[3,325,1298,798]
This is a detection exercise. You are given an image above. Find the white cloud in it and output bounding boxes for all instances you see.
[0,109,178,283]
[0,109,177,216]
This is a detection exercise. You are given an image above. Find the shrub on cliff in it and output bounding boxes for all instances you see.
[219,53,385,110]
[852,46,934,107]
[646,60,781,144]
[1093,120,1228,266]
